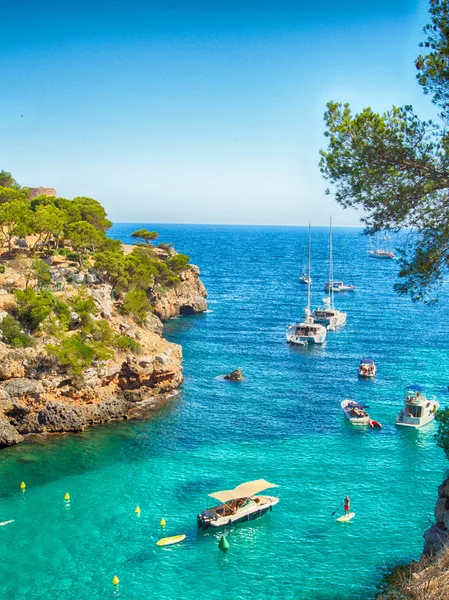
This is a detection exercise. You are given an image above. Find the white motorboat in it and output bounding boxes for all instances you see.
[324,280,355,292]
[368,234,394,259]
[286,225,327,345]
[299,273,311,285]
[395,385,439,428]
[341,399,371,425]
[311,218,346,331]
[197,479,279,530]
[358,358,376,378]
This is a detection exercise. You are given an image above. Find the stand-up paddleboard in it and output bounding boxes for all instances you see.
[336,512,355,522]
[0,520,14,526]
[156,534,186,546]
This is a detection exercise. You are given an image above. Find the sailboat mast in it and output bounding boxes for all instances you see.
[329,216,334,308]
[307,223,311,314]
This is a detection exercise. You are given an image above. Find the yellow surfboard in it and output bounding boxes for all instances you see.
[336,512,355,522]
[156,534,186,546]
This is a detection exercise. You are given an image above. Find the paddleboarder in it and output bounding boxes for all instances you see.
[344,495,350,515]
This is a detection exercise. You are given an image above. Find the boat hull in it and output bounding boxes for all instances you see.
[197,495,279,530]
[395,399,439,429]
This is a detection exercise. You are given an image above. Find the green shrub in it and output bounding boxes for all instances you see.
[0,315,34,348]
[68,289,98,327]
[114,334,141,353]
[14,288,54,332]
[123,288,151,323]
[0,264,5,274]
[32,259,52,289]
[166,253,190,274]
[46,333,113,375]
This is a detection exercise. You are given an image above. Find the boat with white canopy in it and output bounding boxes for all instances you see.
[196,479,279,530]
[395,385,439,428]
[286,225,327,345]
[341,399,371,425]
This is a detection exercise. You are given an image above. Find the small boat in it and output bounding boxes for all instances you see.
[358,358,376,378]
[287,224,327,345]
[299,273,311,284]
[324,281,355,293]
[341,399,371,425]
[197,479,279,530]
[395,385,439,429]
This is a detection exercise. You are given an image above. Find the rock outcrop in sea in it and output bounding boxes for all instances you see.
[0,252,207,448]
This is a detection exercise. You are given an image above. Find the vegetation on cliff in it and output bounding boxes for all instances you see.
[320,0,449,303]
[0,170,192,374]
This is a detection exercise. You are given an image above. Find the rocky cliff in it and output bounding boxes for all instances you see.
[423,477,449,555]
[0,256,207,449]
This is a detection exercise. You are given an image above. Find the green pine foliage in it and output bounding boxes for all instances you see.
[0,315,34,348]
[0,170,192,374]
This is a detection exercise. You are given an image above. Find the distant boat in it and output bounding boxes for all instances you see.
[324,280,355,293]
[286,224,326,345]
[395,385,439,429]
[299,273,311,285]
[311,218,347,331]
[368,234,395,259]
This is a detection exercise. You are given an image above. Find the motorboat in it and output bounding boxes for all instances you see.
[358,358,376,378]
[299,273,311,285]
[312,218,346,331]
[341,399,371,425]
[324,281,355,292]
[287,224,327,346]
[197,479,279,530]
[368,234,395,259]
[395,385,439,428]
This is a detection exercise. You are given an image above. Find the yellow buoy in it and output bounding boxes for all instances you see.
[64,493,70,501]
[135,506,141,514]
[20,481,26,490]
[160,517,166,527]
[112,575,119,585]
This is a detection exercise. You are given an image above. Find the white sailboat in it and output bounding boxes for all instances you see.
[286,225,326,346]
[311,218,347,331]
[368,234,394,259]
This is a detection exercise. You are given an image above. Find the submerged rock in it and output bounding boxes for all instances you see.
[224,369,244,381]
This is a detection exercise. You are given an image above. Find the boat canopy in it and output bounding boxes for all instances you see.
[208,479,279,503]
[347,402,370,409]
[360,358,374,364]
[406,384,426,393]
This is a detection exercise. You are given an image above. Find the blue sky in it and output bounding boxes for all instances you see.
[0,0,435,225]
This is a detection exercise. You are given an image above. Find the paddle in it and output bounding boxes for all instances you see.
[331,501,343,516]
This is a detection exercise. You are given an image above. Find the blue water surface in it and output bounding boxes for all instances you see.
[0,224,448,600]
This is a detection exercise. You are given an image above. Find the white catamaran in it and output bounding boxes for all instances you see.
[196,479,279,530]
[311,218,347,331]
[286,225,327,345]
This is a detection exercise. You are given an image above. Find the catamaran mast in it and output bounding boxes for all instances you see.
[306,223,311,317]
[329,216,334,309]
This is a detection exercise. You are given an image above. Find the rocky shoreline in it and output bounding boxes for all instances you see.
[0,256,207,449]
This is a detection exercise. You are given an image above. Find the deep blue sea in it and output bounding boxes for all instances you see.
[0,224,448,600]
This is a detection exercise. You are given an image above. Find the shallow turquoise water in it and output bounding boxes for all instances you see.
[0,225,448,600]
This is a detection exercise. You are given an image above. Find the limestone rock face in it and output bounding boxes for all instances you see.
[424,478,449,554]
[0,252,207,449]
[151,265,208,321]
[0,417,24,447]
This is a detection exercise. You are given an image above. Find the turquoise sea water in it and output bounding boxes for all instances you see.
[0,224,448,600]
